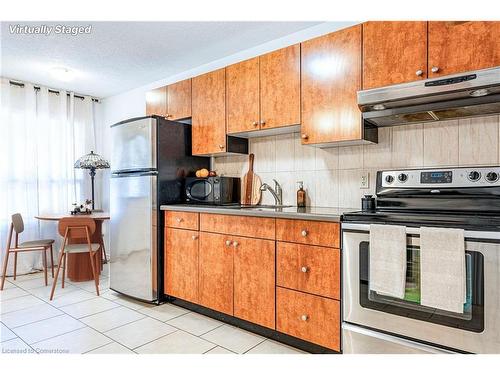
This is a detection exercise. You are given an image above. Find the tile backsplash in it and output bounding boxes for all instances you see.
[213,115,500,209]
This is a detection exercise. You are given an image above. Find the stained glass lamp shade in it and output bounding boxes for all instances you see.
[74,151,110,209]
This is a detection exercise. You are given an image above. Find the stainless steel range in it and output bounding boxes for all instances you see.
[342,166,500,354]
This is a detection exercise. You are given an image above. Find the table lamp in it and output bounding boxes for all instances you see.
[74,151,110,210]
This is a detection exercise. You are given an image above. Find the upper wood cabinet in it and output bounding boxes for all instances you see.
[191,69,227,155]
[301,25,363,145]
[226,44,301,134]
[167,79,192,120]
[428,21,500,77]
[145,79,191,119]
[233,236,275,329]
[164,227,199,303]
[362,22,428,89]
[146,86,167,117]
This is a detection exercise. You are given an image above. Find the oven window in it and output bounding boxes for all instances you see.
[359,241,484,333]
[189,180,212,199]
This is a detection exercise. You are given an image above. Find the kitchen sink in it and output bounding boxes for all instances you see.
[239,204,293,211]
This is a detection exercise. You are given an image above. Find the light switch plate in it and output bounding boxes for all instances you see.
[360,171,369,189]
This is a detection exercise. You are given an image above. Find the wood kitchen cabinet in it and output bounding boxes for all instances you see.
[428,21,500,77]
[363,21,428,89]
[233,236,275,329]
[164,228,199,303]
[301,25,363,145]
[226,44,300,135]
[198,232,234,315]
[191,69,227,155]
[145,79,191,119]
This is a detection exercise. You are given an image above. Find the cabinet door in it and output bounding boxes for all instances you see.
[146,86,167,116]
[301,25,362,145]
[198,232,233,315]
[428,21,500,77]
[363,21,428,89]
[260,44,301,129]
[226,57,260,134]
[164,228,199,303]
[192,69,227,155]
[233,236,275,329]
[167,79,192,120]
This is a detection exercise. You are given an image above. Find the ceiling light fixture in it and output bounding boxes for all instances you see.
[49,67,74,82]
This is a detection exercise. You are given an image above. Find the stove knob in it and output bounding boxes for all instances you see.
[468,171,481,182]
[385,175,394,184]
[486,171,499,183]
[398,173,408,183]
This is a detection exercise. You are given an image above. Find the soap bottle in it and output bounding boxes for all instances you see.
[296,181,306,207]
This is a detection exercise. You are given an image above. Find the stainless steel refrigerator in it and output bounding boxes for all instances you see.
[109,116,209,302]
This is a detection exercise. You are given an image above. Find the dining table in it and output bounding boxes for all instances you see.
[35,212,110,282]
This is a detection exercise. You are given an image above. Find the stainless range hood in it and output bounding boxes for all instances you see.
[358,67,500,127]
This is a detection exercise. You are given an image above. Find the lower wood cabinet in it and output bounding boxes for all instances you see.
[198,232,234,315]
[277,287,340,351]
[234,236,275,329]
[164,227,199,303]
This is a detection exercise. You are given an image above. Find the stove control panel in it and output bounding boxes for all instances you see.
[381,166,500,188]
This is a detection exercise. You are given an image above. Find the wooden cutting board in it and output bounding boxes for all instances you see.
[241,153,262,205]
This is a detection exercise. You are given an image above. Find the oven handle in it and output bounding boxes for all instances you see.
[341,223,500,241]
[342,322,456,354]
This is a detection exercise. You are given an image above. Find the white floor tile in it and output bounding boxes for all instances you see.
[0,286,29,301]
[80,306,145,332]
[135,330,216,354]
[1,303,63,328]
[1,295,45,314]
[0,338,33,354]
[1,280,16,289]
[246,339,305,354]
[13,314,85,344]
[201,325,266,354]
[75,278,110,293]
[29,283,78,299]
[167,312,224,336]
[10,276,51,290]
[138,303,189,322]
[105,317,177,349]
[1,322,17,342]
[32,327,112,354]
[113,296,154,310]
[100,290,122,301]
[60,297,119,319]
[86,341,135,354]
[48,289,96,307]
[204,346,235,354]
[7,272,44,283]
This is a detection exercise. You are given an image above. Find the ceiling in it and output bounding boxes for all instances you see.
[1,21,322,98]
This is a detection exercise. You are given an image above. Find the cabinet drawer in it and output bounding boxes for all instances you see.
[165,211,199,230]
[200,213,275,240]
[276,287,340,351]
[277,242,340,300]
[276,219,339,247]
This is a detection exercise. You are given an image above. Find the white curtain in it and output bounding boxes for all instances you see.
[0,78,98,276]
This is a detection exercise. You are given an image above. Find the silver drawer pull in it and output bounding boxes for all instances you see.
[301,229,308,237]
[300,314,309,322]
[301,266,308,273]
[225,240,232,246]
[176,218,183,223]
[192,235,198,240]
[233,241,239,248]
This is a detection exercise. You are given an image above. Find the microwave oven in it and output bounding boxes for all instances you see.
[185,176,241,205]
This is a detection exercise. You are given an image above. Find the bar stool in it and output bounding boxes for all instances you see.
[0,213,55,290]
[50,217,101,300]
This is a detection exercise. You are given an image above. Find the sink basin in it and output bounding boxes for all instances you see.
[240,204,293,211]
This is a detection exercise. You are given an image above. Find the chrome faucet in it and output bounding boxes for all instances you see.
[260,179,283,206]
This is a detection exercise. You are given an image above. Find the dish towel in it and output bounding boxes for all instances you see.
[369,224,407,299]
[420,227,466,314]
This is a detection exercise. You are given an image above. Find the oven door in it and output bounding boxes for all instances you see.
[186,179,213,203]
[342,223,500,354]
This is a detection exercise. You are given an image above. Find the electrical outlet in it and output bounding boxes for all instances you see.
[360,171,369,189]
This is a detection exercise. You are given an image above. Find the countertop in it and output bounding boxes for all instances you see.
[160,204,357,222]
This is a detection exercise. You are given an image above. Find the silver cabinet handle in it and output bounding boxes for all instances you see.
[260,120,266,126]
[219,144,225,149]
[301,134,309,140]
[192,235,198,240]
[301,266,308,273]
[225,240,232,246]
[416,69,423,76]
[233,241,239,248]
[301,229,308,237]
[176,218,183,223]
[252,121,258,127]
[431,66,440,73]
[301,315,309,321]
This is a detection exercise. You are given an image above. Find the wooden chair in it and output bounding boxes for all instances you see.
[49,217,101,300]
[1,214,55,290]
